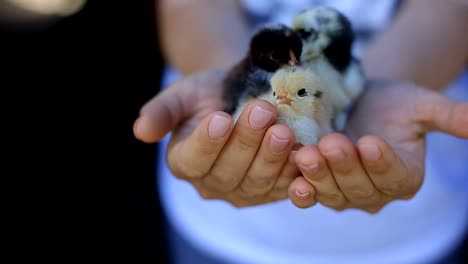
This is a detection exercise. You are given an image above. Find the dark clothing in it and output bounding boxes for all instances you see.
[5,1,169,263]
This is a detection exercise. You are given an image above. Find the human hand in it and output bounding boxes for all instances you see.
[288,79,468,212]
[134,70,300,207]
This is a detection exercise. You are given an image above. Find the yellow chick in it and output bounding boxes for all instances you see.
[270,66,334,145]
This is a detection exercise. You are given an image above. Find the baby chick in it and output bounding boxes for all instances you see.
[270,66,333,145]
[222,23,303,120]
[291,6,365,130]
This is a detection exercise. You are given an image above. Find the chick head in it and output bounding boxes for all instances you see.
[270,66,325,118]
[250,23,303,72]
[291,6,353,61]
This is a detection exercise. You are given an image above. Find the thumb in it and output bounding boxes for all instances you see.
[133,85,187,143]
[417,92,468,138]
[133,70,226,143]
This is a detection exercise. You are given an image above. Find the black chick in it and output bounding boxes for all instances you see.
[222,23,303,119]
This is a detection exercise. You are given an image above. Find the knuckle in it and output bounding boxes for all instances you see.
[378,183,400,196]
[412,176,424,193]
[235,134,260,152]
[168,159,206,179]
[196,130,224,154]
[241,176,276,195]
[261,151,287,164]
[229,199,249,208]
[303,171,325,182]
[318,192,347,209]
[269,189,288,200]
[274,172,297,190]
[378,178,414,196]
[366,159,392,174]
[194,181,215,199]
[205,170,241,193]
[333,164,355,175]
[197,189,218,200]
[400,193,416,200]
[237,186,265,199]
[345,187,377,202]
[240,187,268,197]
[183,163,207,179]
[231,202,243,208]
[273,180,291,191]
[320,191,344,202]
[330,204,347,211]
[362,206,383,214]
[235,203,251,208]
[167,161,187,179]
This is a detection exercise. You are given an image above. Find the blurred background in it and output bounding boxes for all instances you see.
[4,1,169,263]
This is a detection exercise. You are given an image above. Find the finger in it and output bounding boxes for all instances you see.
[167,112,233,179]
[203,99,276,192]
[193,179,221,200]
[416,92,468,138]
[268,161,300,200]
[319,133,383,207]
[357,135,424,198]
[288,176,317,208]
[134,71,225,143]
[236,124,295,197]
[295,145,347,210]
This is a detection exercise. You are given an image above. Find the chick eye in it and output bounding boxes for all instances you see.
[297,29,311,39]
[270,51,280,61]
[273,91,276,97]
[297,28,318,41]
[297,88,308,97]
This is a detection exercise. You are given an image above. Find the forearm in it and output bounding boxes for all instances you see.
[158,0,250,75]
[362,0,468,91]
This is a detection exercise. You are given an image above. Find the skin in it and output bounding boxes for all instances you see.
[363,0,468,91]
[157,0,249,75]
[135,0,468,211]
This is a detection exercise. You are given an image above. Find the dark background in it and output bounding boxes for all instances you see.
[5,1,169,263]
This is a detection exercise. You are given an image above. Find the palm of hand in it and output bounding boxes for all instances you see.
[289,78,467,212]
[345,80,427,200]
[145,70,299,207]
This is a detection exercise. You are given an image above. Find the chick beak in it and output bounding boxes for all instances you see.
[276,90,293,105]
[288,50,299,66]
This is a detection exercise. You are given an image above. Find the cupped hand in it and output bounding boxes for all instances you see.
[134,70,300,207]
[289,79,468,212]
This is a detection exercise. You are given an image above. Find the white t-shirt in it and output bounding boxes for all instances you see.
[158,1,468,263]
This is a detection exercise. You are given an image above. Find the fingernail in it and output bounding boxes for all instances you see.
[270,129,290,153]
[208,115,231,139]
[300,162,319,174]
[360,144,381,161]
[323,149,345,163]
[249,105,273,131]
[292,143,303,151]
[295,188,310,200]
[289,150,297,164]
[271,135,289,153]
[133,117,141,133]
